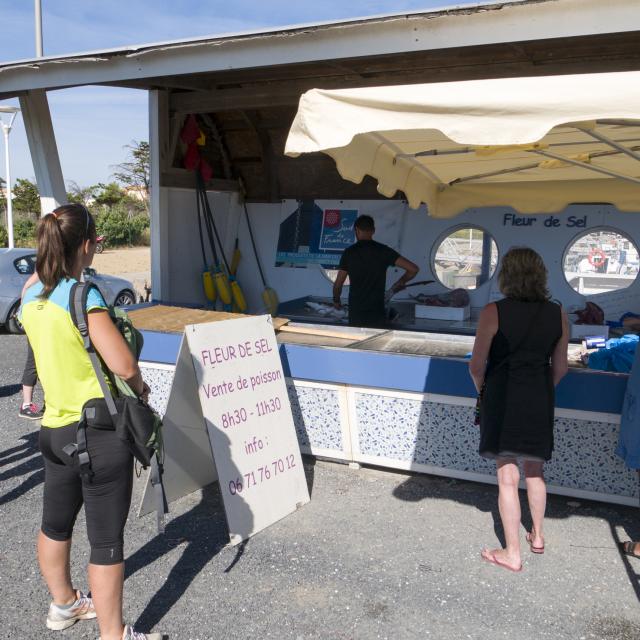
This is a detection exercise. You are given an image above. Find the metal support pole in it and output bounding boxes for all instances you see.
[19,92,66,213]
[35,0,43,57]
[479,230,492,287]
[576,126,640,163]
[2,119,15,249]
[532,149,640,185]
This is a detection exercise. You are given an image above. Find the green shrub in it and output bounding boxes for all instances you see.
[13,217,37,248]
[95,206,150,246]
[0,203,150,249]
[0,218,36,247]
[140,226,151,246]
[130,214,150,244]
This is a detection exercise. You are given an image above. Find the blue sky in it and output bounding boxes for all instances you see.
[0,0,482,188]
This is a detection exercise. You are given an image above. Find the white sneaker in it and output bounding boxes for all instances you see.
[122,625,164,640]
[46,589,96,630]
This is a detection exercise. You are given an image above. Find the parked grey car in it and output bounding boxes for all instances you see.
[0,248,137,333]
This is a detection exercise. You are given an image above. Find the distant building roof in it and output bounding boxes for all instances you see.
[123,186,149,200]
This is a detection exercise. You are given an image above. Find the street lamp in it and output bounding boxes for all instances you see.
[0,105,20,249]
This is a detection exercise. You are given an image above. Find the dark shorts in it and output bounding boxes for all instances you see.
[39,423,133,565]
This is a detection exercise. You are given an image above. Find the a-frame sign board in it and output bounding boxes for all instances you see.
[140,315,310,544]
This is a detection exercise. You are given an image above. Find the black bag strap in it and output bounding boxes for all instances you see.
[150,455,168,534]
[62,406,95,479]
[69,282,118,417]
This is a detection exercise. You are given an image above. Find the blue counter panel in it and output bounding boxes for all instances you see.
[279,344,477,396]
[140,330,182,364]
[556,370,628,414]
[279,344,628,414]
[139,330,628,415]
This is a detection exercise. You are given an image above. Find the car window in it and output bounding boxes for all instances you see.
[13,255,36,275]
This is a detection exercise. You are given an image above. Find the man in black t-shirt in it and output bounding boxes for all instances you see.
[333,215,419,327]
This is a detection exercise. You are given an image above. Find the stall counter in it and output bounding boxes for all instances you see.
[137,322,636,507]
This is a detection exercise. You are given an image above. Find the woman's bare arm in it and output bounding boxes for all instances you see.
[87,310,145,396]
[469,303,499,392]
[21,272,40,300]
[551,310,570,385]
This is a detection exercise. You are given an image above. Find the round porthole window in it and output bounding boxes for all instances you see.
[432,226,499,290]
[563,228,639,295]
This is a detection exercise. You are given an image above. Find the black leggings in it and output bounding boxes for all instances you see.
[22,340,38,387]
[39,423,133,565]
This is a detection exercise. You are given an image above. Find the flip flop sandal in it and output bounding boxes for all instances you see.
[620,541,640,559]
[480,549,523,573]
[526,531,545,554]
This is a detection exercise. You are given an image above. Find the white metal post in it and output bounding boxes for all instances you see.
[149,90,170,301]
[35,0,43,57]
[19,91,66,214]
[0,108,18,249]
[3,126,13,248]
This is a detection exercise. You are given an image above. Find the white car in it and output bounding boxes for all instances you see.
[0,248,137,334]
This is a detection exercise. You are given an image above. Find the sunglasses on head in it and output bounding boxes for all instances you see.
[78,204,91,240]
[52,204,92,239]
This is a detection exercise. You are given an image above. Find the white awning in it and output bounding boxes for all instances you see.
[285,71,640,217]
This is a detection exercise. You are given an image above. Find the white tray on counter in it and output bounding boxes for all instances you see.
[414,304,470,321]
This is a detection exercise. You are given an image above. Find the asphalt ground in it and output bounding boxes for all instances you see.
[2,331,640,640]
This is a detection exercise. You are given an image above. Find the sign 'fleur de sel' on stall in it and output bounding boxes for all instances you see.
[185,315,310,544]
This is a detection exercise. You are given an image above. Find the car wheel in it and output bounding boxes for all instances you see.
[6,301,24,334]
[114,289,136,307]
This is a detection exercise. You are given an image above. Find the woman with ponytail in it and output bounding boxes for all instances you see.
[20,204,162,640]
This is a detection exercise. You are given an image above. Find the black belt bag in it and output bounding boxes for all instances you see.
[80,396,158,468]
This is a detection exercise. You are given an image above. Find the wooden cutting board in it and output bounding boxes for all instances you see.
[127,305,290,333]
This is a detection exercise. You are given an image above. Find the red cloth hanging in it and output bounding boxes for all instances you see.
[199,158,213,182]
[180,114,200,145]
[184,141,201,171]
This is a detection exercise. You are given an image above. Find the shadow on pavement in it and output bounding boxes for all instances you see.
[0,430,43,506]
[393,471,640,601]
[393,473,506,547]
[0,384,21,398]
[303,456,316,496]
[610,472,640,602]
[0,429,38,461]
[125,484,229,632]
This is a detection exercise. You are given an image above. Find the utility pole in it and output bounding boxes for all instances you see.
[0,107,21,249]
[35,0,43,57]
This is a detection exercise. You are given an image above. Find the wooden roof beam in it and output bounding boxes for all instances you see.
[170,86,303,113]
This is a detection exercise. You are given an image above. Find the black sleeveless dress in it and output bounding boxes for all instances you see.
[479,298,562,461]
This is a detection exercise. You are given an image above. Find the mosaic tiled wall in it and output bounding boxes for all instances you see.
[286,382,344,454]
[547,418,637,497]
[141,365,175,417]
[139,364,637,501]
[354,392,638,499]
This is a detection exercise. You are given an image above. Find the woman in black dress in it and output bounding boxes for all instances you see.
[469,247,569,572]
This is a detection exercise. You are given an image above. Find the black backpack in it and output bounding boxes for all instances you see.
[66,282,168,533]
